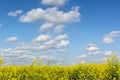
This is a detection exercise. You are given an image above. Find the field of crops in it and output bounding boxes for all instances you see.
[0,55,120,80]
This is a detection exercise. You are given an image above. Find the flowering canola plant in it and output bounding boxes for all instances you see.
[0,55,120,80]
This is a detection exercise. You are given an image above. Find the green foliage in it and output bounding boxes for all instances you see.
[0,55,119,80]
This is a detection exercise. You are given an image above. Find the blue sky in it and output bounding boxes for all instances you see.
[0,0,120,65]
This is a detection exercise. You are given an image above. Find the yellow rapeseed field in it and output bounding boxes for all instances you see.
[0,55,119,80]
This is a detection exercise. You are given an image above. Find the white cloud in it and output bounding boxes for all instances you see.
[8,10,23,17]
[5,36,18,42]
[87,51,101,55]
[1,1,79,65]
[16,55,32,59]
[30,33,70,52]
[102,37,114,44]
[75,43,119,63]
[57,40,69,47]
[19,6,80,24]
[31,34,69,52]
[4,5,77,65]
[86,44,99,52]
[39,56,54,59]
[40,23,64,33]
[102,31,120,44]
[0,48,36,65]
[104,31,120,38]
[55,34,68,40]
[0,46,64,65]
[41,0,69,6]
[33,34,51,43]
[54,25,64,34]
[39,23,54,32]
[44,40,56,46]
[44,39,69,49]
[76,54,86,58]
[104,51,113,56]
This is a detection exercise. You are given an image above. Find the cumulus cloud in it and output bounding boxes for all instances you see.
[54,25,64,34]
[39,23,64,34]
[0,38,69,65]
[8,10,23,17]
[75,42,119,63]
[75,50,119,63]
[57,40,69,47]
[25,34,69,53]
[39,23,54,32]
[43,39,69,50]
[44,40,56,46]
[102,31,120,44]
[102,37,114,44]
[86,51,101,55]
[86,43,99,52]
[75,53,104,63]
[19,5,79,58]
[19,6,80,24]
[55,34,68,40]
[32,34,69,50]
[104,51,113,56]
[0,47,36,65]
[33,35,51,43]
[5,36,18,42]
[4,2,80,65]
[76,54,86,58]
[41,0,69,6]
[39,56,54,60]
